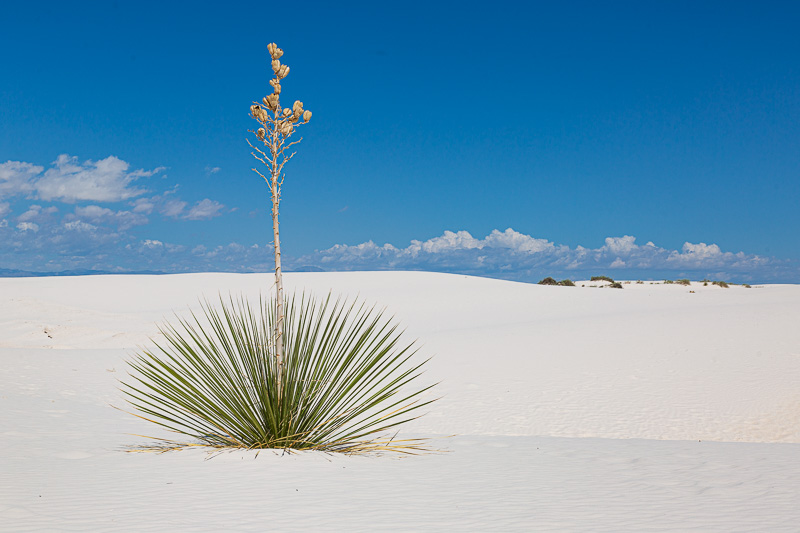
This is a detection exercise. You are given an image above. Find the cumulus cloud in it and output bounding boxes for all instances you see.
[17,204,58,222]
[35,154,163,202]
[297,229,790,283]
[0,161,43,198]
[64,220,98,232]
[0,217,795,282]
[71,205,148,230]
[184,199,224,220]
[16,222,39,232]
[0,155,168,203]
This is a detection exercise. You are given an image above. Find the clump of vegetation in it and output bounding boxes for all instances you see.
[608,282,623,289]
[538,277,575,287]
[712,280,730,288]
[122,43,436,454]
[636,280,644,284]
[676,279,691,286]
[743,284,752,288]
[590,275,615,283]
[663,279,674,284]
[122,295,434,453]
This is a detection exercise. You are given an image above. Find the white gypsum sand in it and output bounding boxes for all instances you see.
[1,272,799,531]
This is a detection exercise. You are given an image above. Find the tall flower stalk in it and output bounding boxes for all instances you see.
[247,43,312,403]
[121,43,437,454]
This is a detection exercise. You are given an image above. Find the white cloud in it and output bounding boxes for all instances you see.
[205,166,221,175]
[64,220,98,232]
[184,199,224,220]
[0,155,164,203]
[16,222,39,232]
[0,201,11,217]
[485,228,555,253]
[130,193,224,222]
[34,154,161,203]
[142,239,163,248]
[601,235,638,255]
[72,205,148,230]
[161,199,187,217]
[0,161,42,198]
[17,204,58,222]
[132,197,156,214]
[300,228,784,282]
[610,257,626,268]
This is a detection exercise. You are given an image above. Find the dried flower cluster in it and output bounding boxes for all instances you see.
[249,44,311,145]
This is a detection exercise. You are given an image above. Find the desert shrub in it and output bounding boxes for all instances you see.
[558,279,575,286]
[712,280,730,288]
[608,282,623,289]
[590,275,614,283]
[538,277,558,285]
[676,279,691,286]
[636,280,644,284]
[743,284,752,288]
[664,279,674,284]
[122,294,435,453]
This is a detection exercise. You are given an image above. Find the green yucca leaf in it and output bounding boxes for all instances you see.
[121,293,437,453]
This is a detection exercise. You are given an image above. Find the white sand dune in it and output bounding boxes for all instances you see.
[2,272,799,531]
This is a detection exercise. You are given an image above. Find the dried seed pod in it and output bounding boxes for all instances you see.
[277,121,291,136]
[282,108,292,117]
[302,110,312,122]
[269,79,282,94]
[256,128,265,140]
[265,94,280,111]
[267,43,284,60]
[250,104,260,117]
[258,108,270,122]
[272,59,281,73]
[277,65,289,79]
[292,100,303,114]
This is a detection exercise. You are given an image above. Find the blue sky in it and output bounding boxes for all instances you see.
[1,1,798,282]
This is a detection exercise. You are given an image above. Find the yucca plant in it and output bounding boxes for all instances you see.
[123,294,436,453]
[122,43,436,454]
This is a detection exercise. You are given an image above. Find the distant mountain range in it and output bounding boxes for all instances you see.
[0,266,327,277]
[0,268,167,278]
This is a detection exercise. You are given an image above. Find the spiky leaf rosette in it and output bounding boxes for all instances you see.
[122,294,436,454]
